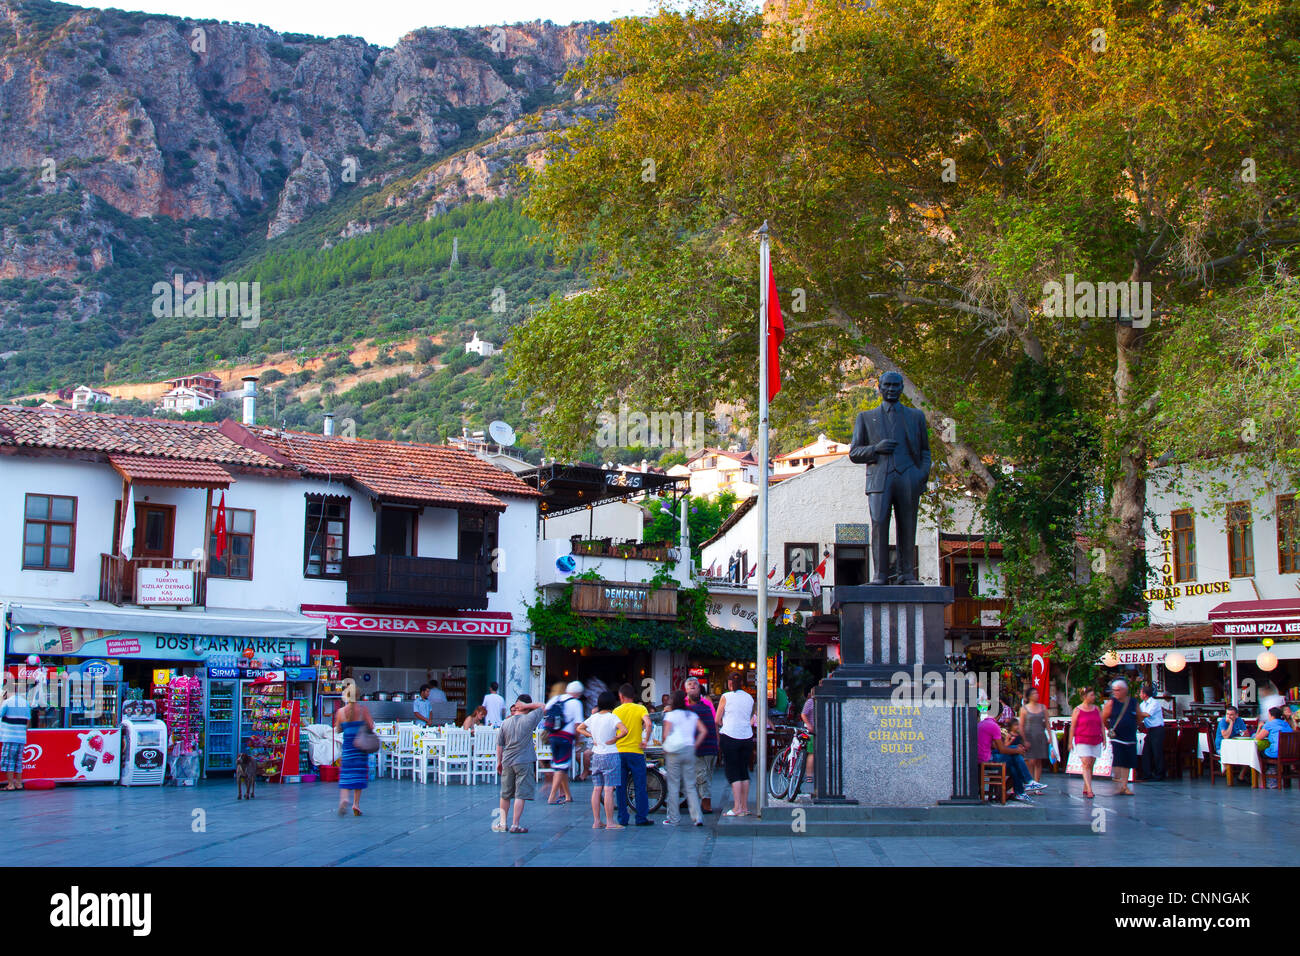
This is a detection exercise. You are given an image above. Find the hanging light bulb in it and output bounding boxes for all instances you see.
[1101,651,1120,668]
[1163,651,1186,673]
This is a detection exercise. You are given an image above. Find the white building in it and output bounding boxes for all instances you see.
[158,385,218,414]
[1112,459,1299,715]
[682,447,760,500]
[70,385,112,411]
[771,433,849,477]
[0,404,541,731]
[464,332,497,357]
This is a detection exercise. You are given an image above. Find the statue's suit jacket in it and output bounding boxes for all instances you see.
[848,403,932,495]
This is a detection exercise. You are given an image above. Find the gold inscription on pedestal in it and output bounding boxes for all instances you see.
[867,704,926,754]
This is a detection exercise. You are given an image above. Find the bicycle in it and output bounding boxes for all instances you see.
[768,729,812,801]
[624,747,668,814]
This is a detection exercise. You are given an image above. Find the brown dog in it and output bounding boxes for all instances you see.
[235,753,257,800]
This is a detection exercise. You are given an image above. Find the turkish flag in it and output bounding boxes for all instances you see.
[213,493,228,561]
[1030,642,1056,706]
[767,268,784,402]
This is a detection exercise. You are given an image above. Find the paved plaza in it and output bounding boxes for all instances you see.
[3,769,1296,867]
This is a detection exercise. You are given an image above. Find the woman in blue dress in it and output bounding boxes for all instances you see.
[333,679,374,816]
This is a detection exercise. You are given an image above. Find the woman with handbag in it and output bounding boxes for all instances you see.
[334,678,377,816]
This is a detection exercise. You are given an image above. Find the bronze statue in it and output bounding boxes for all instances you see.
[849,371,931,585]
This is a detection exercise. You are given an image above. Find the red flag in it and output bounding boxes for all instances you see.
[1030,641,1056,707]
[213,493,228,561]
[767,267,784,402]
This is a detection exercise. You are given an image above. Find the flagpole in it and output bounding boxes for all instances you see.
[756,220,770,818]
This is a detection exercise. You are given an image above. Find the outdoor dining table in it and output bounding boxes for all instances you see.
[1218,737,1263,788]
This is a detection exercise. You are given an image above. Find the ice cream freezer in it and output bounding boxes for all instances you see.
[119,699,167,786]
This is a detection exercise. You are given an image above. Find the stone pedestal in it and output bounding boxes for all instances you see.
[814,584,978,807]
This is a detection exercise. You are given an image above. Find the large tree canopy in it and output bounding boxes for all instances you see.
[513,0,1300,658]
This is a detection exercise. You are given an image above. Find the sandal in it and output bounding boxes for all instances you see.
[509,825,529,833]
[352,807,363,816]
[605,824,625,830]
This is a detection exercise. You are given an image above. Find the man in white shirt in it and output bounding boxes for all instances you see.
[482,683,506,726]
[1138,684,1166,781]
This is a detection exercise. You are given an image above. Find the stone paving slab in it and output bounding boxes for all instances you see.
[0,771,1294,866]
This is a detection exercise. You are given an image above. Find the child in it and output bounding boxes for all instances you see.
[575,691,627,829]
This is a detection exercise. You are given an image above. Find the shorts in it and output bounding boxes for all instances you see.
[1072,742,1103,759]
[1111,741,1137,769]
[549,732,574,770]
[500,762,536,801]
[0,741,22,773]
[590,752,620,788]
[720,734,753,783]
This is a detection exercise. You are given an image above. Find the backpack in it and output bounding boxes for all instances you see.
[543,698,568,735]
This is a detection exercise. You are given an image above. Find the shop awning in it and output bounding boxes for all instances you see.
[6,599,325,641]
[1208,598,1300,639]
[108,453,234,489]
[519,462,688,518]
[350,474,505,512]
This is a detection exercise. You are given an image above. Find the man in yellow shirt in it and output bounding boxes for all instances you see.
[613,683,653,826]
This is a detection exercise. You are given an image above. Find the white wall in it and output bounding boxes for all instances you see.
[539,500,645,542]
[1146,461,1297,625]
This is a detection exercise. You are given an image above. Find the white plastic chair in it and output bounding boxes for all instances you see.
[534,728,554,781]
[472,727,499,784]
[438,729,474,785]
[389,724,418,780]
[413,728,444,784]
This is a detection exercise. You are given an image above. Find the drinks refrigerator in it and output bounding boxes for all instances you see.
[203,678,237,775]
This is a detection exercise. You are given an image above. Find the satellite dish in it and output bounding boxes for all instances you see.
[489,420,516,447]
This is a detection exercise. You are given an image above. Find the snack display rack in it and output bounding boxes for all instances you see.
[242,682,290,778]
[163,675,203,785]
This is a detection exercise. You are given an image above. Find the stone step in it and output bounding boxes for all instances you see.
[715,804,1096,837]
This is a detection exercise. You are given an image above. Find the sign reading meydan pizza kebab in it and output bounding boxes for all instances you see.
[135,567,196,606]
[1142,528,1229,609]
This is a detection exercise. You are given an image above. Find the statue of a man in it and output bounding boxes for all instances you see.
[849,371,931,585]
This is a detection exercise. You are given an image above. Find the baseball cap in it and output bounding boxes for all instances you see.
[566,681,584,695]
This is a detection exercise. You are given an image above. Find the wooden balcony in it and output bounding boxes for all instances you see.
[344,554,490,610]
[99,553,207,607]
[944,597,1009,630]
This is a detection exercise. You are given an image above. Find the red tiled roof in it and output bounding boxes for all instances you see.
[109,454,235,488]
[0,406,288,470]
[351,474,505,512]
[251,428,540,500]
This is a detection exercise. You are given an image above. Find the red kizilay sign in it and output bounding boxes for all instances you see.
[300,605,512,636]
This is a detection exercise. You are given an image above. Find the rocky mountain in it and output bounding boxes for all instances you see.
[0,0,604,393]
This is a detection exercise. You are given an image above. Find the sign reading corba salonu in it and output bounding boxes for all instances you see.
[300,605,512,636]
[135,568,196,606]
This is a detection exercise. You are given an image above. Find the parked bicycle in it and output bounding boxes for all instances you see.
[768,728,812,801]
[625,747,668,814]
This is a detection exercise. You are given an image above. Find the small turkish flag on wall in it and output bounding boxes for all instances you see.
[213,493,228,561]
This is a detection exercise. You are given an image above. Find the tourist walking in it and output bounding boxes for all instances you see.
[715,673,756,816]
[1067,687,1104,799]
[1137,684,1166,781]
[334,679,374,816]
[685,678,718,814]
[613,683,653,826]
[1102,679,1138,796]
[662,691,707,827]
[482,682,507,726]
[576,691,627,829]
[0,681,32,791]
[1018,687,1049,782]
[495,695,545,833]
[545,681,585,805]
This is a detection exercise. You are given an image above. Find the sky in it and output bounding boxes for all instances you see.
[75,0,663,45]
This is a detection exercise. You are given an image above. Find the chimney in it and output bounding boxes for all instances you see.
[323,413,335,437]
[241,375,257,426]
